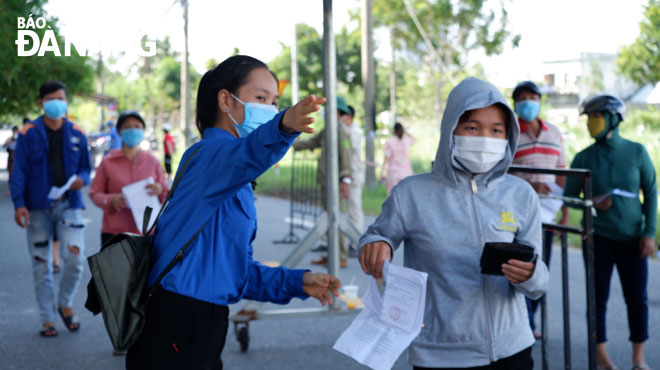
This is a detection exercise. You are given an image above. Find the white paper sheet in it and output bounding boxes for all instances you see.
[121,177,161,233]
[334,260,428,370]
[539,182,564,224]
[47,175,78,200]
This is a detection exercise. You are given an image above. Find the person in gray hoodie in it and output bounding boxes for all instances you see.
[359,77,549,369]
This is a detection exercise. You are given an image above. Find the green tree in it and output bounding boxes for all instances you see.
[0,0,94,119]
[617,0,660,84]
[269,23,362,108]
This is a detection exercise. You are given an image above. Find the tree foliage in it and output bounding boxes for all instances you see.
[0,0,94,119]
[618,0,660,85]
[374,0,519,68]
[269,23,362,108]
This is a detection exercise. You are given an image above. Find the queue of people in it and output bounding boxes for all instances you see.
[5,54,657,370]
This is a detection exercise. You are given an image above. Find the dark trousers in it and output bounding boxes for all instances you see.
[525,230,554,331]
[126,289,229,370]
[413,346,533,370]
[164,153,172,175]
[585,235,648,343]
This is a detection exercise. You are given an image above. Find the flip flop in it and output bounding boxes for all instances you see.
[632,365,651,370]
[53,264,60,274]
[58,307,80,332]
[39,325,58,337]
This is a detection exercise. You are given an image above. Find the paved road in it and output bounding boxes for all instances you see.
[0,171,658,370]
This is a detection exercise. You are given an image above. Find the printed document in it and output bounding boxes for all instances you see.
[334,260,428,370]
[47,175,78,200]
[121,177,161,233]
[539,182,564,224]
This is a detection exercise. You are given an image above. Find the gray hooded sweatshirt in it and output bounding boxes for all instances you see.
[359,77,549,368]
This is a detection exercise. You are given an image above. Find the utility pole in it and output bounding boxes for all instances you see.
[323,0,341,304]
[389,25,397,126]
[291,23,299,104]
[180,0,192,146]
[361,0,376,189]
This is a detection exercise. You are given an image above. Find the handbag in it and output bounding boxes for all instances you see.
[480,241,536,275]
[85,146,207,351]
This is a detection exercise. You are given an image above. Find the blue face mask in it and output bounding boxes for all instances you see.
[514,100,540,122]
[120,128,144,148]
[43,99,68,119]
[228,93,279,138]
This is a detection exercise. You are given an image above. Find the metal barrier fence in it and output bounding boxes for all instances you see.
[509,165,596,370]
[274,149,323,244]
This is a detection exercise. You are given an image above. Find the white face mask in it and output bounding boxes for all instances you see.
[452,135,508,174]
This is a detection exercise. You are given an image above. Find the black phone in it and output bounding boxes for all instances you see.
[480,242,536,275]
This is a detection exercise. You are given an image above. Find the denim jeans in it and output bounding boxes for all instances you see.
[26,199,85,323]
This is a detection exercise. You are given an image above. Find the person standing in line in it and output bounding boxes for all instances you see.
[341,105,365,257]
[510,80,569,339]
[11,80,91,337]
[126,55,340,370]
[360,77,547,369]
[162,123,175,181]
[564,95,656,370]
[89,110,169,355]
[293,96,353,268]
[380,122,415,195]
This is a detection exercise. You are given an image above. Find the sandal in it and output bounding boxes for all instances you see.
[632,365,651,370]
[53,264,60,274]
[58,307,80,332]
[39,325,58,337]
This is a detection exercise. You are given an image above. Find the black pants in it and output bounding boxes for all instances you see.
[164,153,172,175]
[587,235,648,343]
[413,346,533,370]
[126,289,229,370]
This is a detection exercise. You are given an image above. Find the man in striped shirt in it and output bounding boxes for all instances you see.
[511,80,569,339]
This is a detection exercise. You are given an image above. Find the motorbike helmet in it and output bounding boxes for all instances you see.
[579,95,625,121]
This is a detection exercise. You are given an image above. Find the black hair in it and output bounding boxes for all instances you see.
[22,118,31,124]
[11,126,18,132]
[347,105,355,117]
[195,55,276,136]
[116,111,146,132]
[394,122,404,139]
[39,80,66,99]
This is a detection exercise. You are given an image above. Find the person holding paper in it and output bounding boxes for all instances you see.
[126,55,340,370]
[10,80,92,338]
[359,77,548,369]
[510,80,569,339]
[90,111,170,247]
[564,95,657,370]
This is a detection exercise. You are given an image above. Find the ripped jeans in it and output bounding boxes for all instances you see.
[26,200,85,324]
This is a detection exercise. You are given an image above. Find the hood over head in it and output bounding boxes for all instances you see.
[432,77,519,186]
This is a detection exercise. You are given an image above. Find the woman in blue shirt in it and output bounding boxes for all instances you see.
[126,55,340,370]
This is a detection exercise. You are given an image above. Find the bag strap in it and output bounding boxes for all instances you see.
[146,218,211,300]
[141,145,202,236]
[140,144,210,300]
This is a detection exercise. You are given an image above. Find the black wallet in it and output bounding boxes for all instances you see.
[480,242,536,275]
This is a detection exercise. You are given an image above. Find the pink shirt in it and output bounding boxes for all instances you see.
[382,135,415,194]
[90,149,170,235]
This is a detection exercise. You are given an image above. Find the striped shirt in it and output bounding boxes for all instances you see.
[512,118,566,183]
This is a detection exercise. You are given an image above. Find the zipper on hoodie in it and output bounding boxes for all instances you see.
[468,176,495,362]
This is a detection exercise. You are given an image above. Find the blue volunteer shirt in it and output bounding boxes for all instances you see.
[148,111,308,306]
[11,115,91,210]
